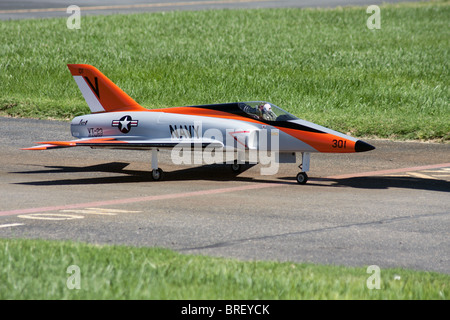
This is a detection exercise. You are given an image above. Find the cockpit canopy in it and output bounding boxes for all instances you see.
[238,101,298,122]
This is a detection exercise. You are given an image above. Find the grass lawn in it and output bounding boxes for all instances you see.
[0,2,448,141]
[0,2,449,301]
[1,238,448,299]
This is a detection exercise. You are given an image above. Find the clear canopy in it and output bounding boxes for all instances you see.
[238,102,298,122]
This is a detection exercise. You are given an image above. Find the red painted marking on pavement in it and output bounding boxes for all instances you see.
[1,163,448,218]
[0,183,279,217]
[327,163,450,180]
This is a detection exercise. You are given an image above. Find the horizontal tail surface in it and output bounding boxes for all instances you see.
[67,64,147,113]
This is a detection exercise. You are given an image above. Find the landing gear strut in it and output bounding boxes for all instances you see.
[230,151,246,174]
[296,152,310,185]
[151,148,164,181]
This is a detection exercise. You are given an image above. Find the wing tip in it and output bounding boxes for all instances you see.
[22,145,56,150]
[21,147,46,150]
[22,141,77,150]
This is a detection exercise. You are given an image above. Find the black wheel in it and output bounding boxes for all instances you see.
[152,168,164,181]
[296,172,308,185]
[231,161,241,173]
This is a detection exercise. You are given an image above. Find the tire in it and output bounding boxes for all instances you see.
[296,172,308,185]
[152,168,164,181]
[231,161,241,173]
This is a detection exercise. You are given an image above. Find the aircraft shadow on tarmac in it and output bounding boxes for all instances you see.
[307,176,450,193]
[14,162,450,193]
[14,162,261,184]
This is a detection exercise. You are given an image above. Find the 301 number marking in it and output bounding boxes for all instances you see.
[332,139,347,148]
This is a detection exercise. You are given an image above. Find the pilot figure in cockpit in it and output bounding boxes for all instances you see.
[258,103,277,121]
[240,102,277,121]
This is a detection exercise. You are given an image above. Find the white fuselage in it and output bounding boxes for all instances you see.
[71,111,322,153]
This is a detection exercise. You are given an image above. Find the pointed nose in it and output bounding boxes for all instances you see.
[355,140,375,152]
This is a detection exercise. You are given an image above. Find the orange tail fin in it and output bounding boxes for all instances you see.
[67,64,147,113]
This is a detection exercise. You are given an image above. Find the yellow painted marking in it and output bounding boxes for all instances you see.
[60,209,117,216]
[85,207,141,213]
[385,174,410,177]
[0,223,24,228]
[18,213,84,220]
[407,172,439,180]
[61,208,141,215]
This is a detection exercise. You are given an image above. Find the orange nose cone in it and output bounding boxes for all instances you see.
[355,140,375,152]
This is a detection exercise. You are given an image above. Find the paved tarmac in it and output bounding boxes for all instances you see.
[0,0,448,275]
[1,117,449,273]
[0,0,418,20]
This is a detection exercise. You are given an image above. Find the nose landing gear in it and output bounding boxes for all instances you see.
[296,172,308,184]
[296,152,310,185]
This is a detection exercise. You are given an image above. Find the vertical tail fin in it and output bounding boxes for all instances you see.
[67,64,147,113]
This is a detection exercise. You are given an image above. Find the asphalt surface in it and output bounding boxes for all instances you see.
[1,0,448,276]
[1,117,449,273]
[0,0,418,20]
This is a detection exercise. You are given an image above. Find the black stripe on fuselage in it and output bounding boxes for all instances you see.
[186,103,325,134]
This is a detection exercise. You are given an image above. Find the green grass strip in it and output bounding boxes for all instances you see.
[0,238,448,299]
[0,2,448,141]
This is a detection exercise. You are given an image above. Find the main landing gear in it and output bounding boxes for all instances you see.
[230,151,247,174]
[231,161,242,173]
[151,148,164,181]
[152,168,164,181]
[230,151,256,174]
[296,152,310,185]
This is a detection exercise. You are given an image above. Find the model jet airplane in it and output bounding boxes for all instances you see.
[23,64,375,184]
